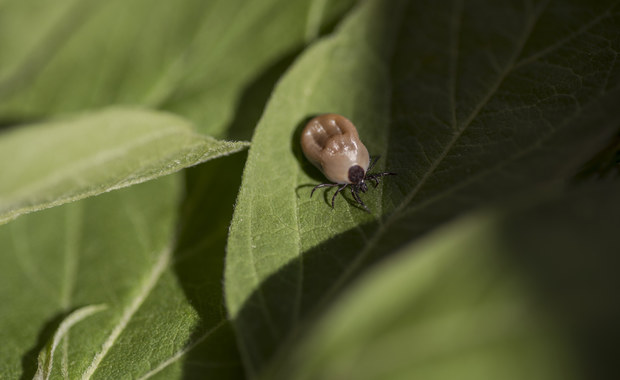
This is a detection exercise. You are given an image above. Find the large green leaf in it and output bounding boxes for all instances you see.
[0,176,243,379]
[226,0,620,374]
[0,0,355,137]
[0,1,365,378]
[0,107,248,225]
[270,181,620,380]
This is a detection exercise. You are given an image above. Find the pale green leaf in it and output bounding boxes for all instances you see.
[0,107,248,225]
[271,181,620,380]
[226,0,620,374]
[0,176,243,379]
[0,0,356,137]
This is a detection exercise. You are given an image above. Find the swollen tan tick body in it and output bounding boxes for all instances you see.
[300,113,396,212]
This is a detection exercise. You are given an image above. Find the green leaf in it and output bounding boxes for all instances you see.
[225,0,620,374]
[0,1,366,378]
[34,304,107,380]
[0,107,248,225]
[270,181,620,380]
[0,0,356,137]
[0,176,243,379]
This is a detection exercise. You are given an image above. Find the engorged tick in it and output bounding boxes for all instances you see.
[300,113,396,212]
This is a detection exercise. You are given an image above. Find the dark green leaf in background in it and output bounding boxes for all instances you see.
[226,0,620,375]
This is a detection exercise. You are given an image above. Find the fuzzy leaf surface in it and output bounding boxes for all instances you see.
[0,108,247,225]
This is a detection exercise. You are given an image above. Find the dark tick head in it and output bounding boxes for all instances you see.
[348,165,365,184]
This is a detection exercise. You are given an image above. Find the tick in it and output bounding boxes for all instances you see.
[300,113,396,212]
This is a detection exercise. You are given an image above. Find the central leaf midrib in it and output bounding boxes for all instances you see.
[321,1,549,306]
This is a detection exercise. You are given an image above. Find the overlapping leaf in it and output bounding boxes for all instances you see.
[0,177,243,379]
[0,107,248,225]
[272,181,620,379]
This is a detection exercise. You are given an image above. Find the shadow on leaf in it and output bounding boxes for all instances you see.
[20,311,69,380]
[172,153,247,379]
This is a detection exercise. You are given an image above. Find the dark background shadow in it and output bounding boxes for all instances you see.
[498,187,620,380]
[172,153,247,379]
[0,118,41,133]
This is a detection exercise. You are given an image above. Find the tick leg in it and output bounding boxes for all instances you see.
[367,156,381,172]
[331,184,348,208]
[366,171,397,183]
[368,171,397,178]
[350,186,361,203]
[351,187,370,213]
[311,183,339,198]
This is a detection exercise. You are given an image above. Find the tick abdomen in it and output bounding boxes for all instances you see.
[301,114,370,184]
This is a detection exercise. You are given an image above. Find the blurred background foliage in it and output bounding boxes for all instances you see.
[0,0,619,379]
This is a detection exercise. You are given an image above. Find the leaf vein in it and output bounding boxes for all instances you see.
[320,0,549,306]
[80,245,172,380]
[514,3,619,70]
[136,320,228,380]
